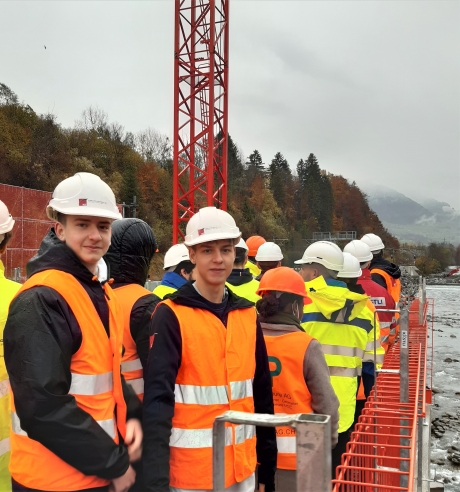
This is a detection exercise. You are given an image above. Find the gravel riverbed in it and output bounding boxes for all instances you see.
[425,285,460,490]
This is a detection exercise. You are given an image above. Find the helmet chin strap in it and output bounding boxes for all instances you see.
[0,234,4,243]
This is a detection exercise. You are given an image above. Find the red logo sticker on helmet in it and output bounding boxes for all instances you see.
[79,199,87,206]
[198,228,205,236]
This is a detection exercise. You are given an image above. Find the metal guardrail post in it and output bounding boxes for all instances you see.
[399,309,410,489]
[418,276,425,324]
[13,267,21,283]
[417,404,432,492]
[213,411,331,492]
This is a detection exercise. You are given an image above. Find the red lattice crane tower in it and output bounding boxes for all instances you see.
[172,0,229,243]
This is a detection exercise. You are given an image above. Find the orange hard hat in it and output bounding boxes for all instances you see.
[246,235,266,256]
[256,266,307,298]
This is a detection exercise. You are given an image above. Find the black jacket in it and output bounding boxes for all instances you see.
[143,283,277,492]
[370,257,401,291]
[104,218,159,369]
[4,229,141,486]
[227,267,254,286]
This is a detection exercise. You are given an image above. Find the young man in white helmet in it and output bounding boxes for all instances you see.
[4,173,142,492]
[254,242,283,281]
[226,238,261,304]
[360,233,401,305]
[0,199,21,492]
[153,243,195,299]
[337,253,386,422]
[143,206,277,492]
[295,241,380,476]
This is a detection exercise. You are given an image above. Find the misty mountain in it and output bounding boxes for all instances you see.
[358,181,460,245]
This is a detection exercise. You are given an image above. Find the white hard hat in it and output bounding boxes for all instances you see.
[236,238,249,250]
[0,200,15,235]
[361,233,385,253]
[255,242,283,262]
[337,252,362,278]
[184,207,241,246]
[46,172,122,221]
[294,241,344,271]
[344,240,373,262]
[164,243,190,269]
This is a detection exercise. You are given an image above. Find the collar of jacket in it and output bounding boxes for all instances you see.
[161,271,188,289]
[168,281,254,313]
[0,259,5,279]
[227,268,254,286]
[360,268,372,280]
[370,257,401,279]
[305,275,370,320]
[325,278,347,288]
[259,311,303,330]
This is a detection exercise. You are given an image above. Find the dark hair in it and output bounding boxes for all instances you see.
[174,260,195,275]
[258,261,280,273]
[372,250,383,259]
[256,292,302,318]
[0,231,12,254]
[235,247,247,264]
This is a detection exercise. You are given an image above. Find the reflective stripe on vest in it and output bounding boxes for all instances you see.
[301,298,371,433]
[69,372,113,395]
[0,437,10,455]
[114,283,153,402]
[9,270,126,491]
[170,424,255,448]
[263,331,313,471]
[162,299,257,490]
[0,379,8,398]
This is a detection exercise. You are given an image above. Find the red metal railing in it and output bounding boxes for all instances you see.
[332,297,429,491]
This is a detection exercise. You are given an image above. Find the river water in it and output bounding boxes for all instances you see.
[426,285,460,490]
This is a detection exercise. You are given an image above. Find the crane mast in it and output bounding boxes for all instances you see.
[173,0,229,243]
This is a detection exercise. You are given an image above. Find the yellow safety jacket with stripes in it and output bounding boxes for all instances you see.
[9,270,127,491]
[152,284,177,299]
[162,298,257,490]
[0,261,20,492]
[226,279,261,304]
[114,283,152,401]
[245,260,261,278]
[301,276,384,433]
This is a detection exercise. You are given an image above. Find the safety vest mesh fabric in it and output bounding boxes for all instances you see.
[226,279,261,304]
[301,281,371,433]
[152,284,177,299]
[263,332,313,470]
[162,298,257,490]
[0,261,20,492]
[114,283,152,401]
[9,270,126,491]
[370,268,401,304]
[245,260,261,278]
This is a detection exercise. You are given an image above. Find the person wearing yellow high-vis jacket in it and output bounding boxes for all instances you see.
[295,241,382,476]
[0,199,20,492]
[153,243,195,299]
[226,238,260,304]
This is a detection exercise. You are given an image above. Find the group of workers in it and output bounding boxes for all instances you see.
[0,171,402,492]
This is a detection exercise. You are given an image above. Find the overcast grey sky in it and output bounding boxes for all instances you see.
[1,1,459,210]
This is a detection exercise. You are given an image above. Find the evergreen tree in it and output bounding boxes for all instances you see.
[246,149,265,183]
[269,152,291,209]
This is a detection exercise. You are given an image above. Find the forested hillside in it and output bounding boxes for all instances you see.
[0,83,397,263]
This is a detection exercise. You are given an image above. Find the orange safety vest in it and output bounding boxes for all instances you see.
[114,283,152,401]
[263,332,313,471]
[9,270,126,491]
[162,298,257,490]
[371,268,401,304]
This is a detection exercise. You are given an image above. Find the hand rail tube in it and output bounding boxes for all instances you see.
[212,411,331,492]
